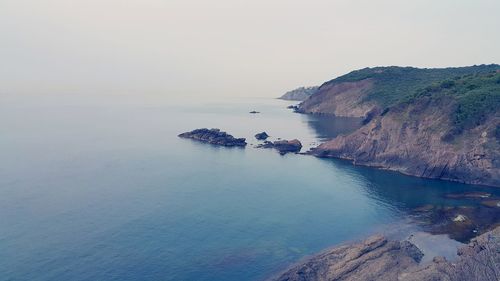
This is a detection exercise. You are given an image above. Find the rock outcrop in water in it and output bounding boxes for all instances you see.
[178,128,247,147]
[255,132,270,140]
[257,139,302,154]
[298,65,500,187]
[279,86,319,101]
[272,226,500,281]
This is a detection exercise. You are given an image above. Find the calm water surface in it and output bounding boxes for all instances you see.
[1,95,499,281]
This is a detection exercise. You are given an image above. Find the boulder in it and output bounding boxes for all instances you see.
[257,139,302,154]
[255,132,269,140]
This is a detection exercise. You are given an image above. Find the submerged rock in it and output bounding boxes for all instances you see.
[178,128,246,147]
[271,226,500,281]
[411,204,500,242]
[481,200,500,208]
[452,214,467,222]
[255,132,269,140]
[413,204,434,212]
[445,192,492,199]
[257,139,302,154]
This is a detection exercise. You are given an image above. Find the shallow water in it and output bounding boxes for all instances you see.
[1,94,499,281]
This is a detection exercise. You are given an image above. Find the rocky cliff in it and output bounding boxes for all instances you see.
[279,86,319,101]
[272,226,500,281]
[300,65,500,187]
[297,79,376,117]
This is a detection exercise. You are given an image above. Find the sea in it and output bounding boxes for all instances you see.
[1,94,499,281]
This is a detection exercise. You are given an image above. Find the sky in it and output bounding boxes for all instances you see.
[0,0,499,98]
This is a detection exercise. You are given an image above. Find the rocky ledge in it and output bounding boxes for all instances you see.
[272,226,500,281]
[178,128,247,147]
[257,139,302,154]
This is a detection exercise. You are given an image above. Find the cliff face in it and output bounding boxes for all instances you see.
[272,226,500,281]
[279,86,319,101]
[311,97,500,186]
[297,79,376,117]
[300,66,500,187]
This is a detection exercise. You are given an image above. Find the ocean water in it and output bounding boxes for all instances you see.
[1,94,499,281]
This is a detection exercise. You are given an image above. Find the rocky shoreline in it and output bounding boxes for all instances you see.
[271,226,500,281]
[179,128,304,154]
[296,66,500,187]
[179,70,500,280]
[306,104,500,187]
[269,66,500,280]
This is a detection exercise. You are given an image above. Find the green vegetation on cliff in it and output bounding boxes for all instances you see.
[325,64,500,108]
[410,71,500,133]
[321,64,500,135]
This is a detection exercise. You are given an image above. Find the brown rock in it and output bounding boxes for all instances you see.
[309,97,500,187]
[271,235,423,281]
[178,128,247,147]
[482,200,500,208]
[271,227,500,281]
[255,132,270,140]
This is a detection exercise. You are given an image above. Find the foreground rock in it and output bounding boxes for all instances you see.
[272,226,500,281]
[178,128,246,147]
[255,132,270,140]
[257,139,302,154]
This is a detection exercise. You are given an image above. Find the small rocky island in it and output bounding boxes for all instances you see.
[178,128,247,147]
[257,139,302,154]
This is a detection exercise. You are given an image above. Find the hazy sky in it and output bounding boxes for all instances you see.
[1,0,499,98]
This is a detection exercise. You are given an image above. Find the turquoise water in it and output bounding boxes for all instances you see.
[1,95,499,281]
